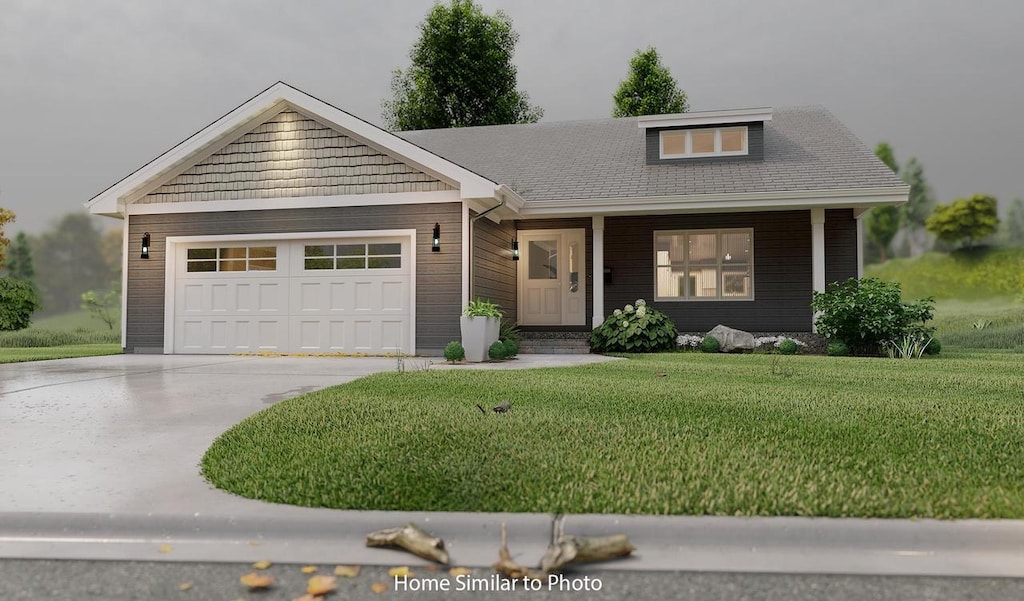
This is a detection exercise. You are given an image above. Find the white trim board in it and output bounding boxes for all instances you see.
[162,229,417,355]
[126,190,462,215]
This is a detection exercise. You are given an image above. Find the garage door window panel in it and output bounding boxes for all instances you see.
[303,243,403,271]
[187,246,278,273]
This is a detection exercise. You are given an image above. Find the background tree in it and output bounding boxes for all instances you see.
[31,213,112,315]
[4,231,36,286]
[612,47,688,117]
[864,143,901,261]
[999,197,1024,247]
[0,207,14,269]
[382,0,542,130]
[899,157,936,255]
[925,194,1000,249]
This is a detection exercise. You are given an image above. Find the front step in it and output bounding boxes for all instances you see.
[517,332,591,355]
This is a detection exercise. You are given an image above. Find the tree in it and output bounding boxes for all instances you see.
[612,47,688,117]
[0,277,39,331]
[999,197,1024,247]
[0,207,14,269]
[31,213,112,315]
[382,0,542,131]
[864,143,900,262]
[5,231,36,285]
[874,142,898,172]
[899,157,936,254]
[925,194,1000,249]
[81,289,119,330]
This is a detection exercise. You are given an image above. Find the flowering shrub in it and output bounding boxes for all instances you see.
[591,299,677,353]
[753,336,808,350]
[676,334,703,349]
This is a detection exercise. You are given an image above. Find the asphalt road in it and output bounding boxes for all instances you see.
[1,560,1021,601]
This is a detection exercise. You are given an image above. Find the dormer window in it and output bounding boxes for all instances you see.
[659,127,748,159]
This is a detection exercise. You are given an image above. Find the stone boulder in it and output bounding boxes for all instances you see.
[706,324,755,352]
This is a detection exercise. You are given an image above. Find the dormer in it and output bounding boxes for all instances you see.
[638,107,772,165]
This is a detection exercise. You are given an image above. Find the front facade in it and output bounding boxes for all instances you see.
[88,83,907,355]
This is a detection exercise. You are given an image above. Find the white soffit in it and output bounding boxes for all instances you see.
[86,82,501,216]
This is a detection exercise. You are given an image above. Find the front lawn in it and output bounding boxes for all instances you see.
[201,351,1024,518]
[0,344,122,364]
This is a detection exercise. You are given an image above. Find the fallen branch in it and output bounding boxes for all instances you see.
[366,523,450,565]
[539,534,636,574]
[492,522,541,580]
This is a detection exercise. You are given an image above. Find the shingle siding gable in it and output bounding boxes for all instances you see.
[139,110,454,204]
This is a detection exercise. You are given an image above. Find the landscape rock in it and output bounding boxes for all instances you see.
[707,324,755,352]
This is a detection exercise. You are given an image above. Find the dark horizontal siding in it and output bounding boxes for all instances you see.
[472,215,517,318]
[605,211,813,332]
[126,202,462,354]
[825,209,858,285]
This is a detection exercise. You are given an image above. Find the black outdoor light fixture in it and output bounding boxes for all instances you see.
[141,232,151,259]
[511,238,520,261]
[432,223,440,252]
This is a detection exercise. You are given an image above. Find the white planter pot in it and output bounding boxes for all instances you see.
[460,316,501,362]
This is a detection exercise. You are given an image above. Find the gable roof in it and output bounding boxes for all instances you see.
[400,106,908,215]
[87,82,504,216]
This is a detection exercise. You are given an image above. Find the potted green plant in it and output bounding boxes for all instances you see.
[460,298,503,362]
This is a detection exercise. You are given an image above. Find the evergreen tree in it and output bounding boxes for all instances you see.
[5,231,35,285]
[612,47,688,117]
[382,0,542,130]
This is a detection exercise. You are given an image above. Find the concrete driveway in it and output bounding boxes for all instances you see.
[0,353,616,517]
[0,354,408,515]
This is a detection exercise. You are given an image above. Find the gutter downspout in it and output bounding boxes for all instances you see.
[467,198,506,302]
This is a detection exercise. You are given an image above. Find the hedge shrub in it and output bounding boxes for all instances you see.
[590,299,677,353]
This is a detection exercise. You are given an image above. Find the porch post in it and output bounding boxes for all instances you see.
[592,216,605,328]
[854,209,866,278]
[811,208,826,332]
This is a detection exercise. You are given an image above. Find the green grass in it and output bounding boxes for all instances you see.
[931,299,1024,351]
[0,344,122,364]
[865,248,1024,300]
[202,352,1024,518]
[32,309,120,332]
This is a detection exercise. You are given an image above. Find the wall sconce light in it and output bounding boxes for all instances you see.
[141,232,151,259]
[432,223,440,252]
[511,238,519,261]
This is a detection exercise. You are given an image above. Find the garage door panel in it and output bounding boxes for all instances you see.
[174,237,411,354]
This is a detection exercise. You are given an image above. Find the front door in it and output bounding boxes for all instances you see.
[517,229,586,326]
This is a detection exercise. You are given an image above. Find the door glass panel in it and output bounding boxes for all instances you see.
[528,240,558,279]
[305,245,333,258]
[186,260,216,273]
[568,242,579,292]
[368,256,401,269]
[249,259,276,271]
[249,246,276,259]
[187,248,216,260]
[369,243,401,255]
[337,244,365,257]
[337,257,365,269]
[219,247,247,259]
[219,259,246,272]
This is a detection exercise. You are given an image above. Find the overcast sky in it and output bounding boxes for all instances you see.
[1,0,1021,234]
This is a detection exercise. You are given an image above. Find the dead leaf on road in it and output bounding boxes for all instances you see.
[239,572,275,589]
[387,566,413,578]
[300,565,318,574]
[307,575,338,595]
[371,582,388,594]
[158,544,173,554]
[292,595,324,601]
[178,582,192,591]
[334,565,361,578]
[252,559,272,570]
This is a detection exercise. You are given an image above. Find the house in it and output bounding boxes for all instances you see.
[87,82,908,355]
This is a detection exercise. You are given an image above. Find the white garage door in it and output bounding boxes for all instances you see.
[172,236,412,354]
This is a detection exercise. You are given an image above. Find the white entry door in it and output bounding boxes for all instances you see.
[517,229,586,326]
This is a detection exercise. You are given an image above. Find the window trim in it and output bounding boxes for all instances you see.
[659,126,749,159]
[653,228,754,302]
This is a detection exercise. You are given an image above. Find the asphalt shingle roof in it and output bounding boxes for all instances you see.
[399,107,904,201]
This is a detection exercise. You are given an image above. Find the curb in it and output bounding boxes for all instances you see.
[1,511,1023,578]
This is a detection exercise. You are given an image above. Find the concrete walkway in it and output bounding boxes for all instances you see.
[1,353,1022,578]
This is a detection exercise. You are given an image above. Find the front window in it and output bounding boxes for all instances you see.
[654,229,753,300]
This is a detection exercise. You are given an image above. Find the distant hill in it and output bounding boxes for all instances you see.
[865,248,1024,300]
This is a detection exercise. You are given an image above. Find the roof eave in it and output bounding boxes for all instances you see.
[517,186,910,218]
